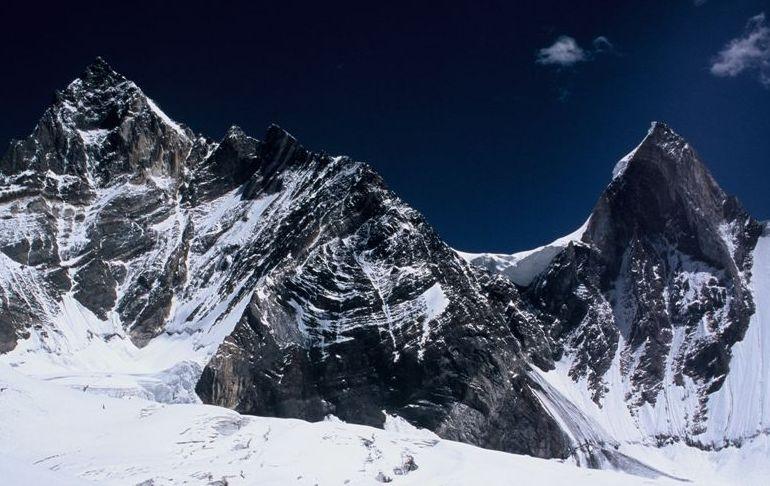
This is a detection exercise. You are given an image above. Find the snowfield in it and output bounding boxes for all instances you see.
[0,364,688,486]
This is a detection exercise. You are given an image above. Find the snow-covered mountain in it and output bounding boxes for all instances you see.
[462,122,769,451]
[0,58,582,460]
[1,59,768,484]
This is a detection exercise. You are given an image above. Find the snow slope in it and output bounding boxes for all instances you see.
[0,363,687,486]
[702,225,770,445]
[528,227,770,448]
[456,219,588,286]
[0,184,282,401]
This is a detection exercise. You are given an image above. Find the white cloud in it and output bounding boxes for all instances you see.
[592,36,614,53]
[536,35,614,68]
[710,13,770,87]
[536,36,587,66]
[694,0,707,6]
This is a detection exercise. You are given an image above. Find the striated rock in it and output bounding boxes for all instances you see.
[193,129,573,458]
[0,59,574,460]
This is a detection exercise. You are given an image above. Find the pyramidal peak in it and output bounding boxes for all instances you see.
[611,121,696,181]
[0,58,193,182]
[79,56,127,88]
[582,120,754,269]
[59,57,137,110]
[55,57,190,141]
[641,120,698,164]
[598,120,731,240]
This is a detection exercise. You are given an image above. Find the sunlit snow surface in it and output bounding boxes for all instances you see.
[704,229,770,443]
[0,364,690,486]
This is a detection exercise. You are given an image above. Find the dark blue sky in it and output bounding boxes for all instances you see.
[1,0,768,252]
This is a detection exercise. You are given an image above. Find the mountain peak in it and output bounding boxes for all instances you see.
[260,123,304,167]
[56,57,191,142]
[586,121,758,274]
[0,58,192,180]
[611,121,693,181]
[641,121,692,157]
[264,123,298,146]
[225,124,245,137]
[53,58,140,128]
[647,120,674,136]
[84,56,121,77]
[72,57,131,96]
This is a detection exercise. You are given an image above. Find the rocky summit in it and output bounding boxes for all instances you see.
[1,59,769,477]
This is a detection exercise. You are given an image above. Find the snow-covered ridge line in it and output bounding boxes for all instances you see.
[456,218,589,286]
[145,96,188,139]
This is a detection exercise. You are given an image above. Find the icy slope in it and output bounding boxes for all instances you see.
[0,364,685,486]
[702,224,770,445]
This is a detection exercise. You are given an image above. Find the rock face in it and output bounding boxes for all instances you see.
[1,60,767,466]
[185,126,573,457]
[0,59,574,460]
[562,123,760,404]
[0,57,200,350]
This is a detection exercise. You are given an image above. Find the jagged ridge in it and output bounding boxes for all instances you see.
[0,59,578,462]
